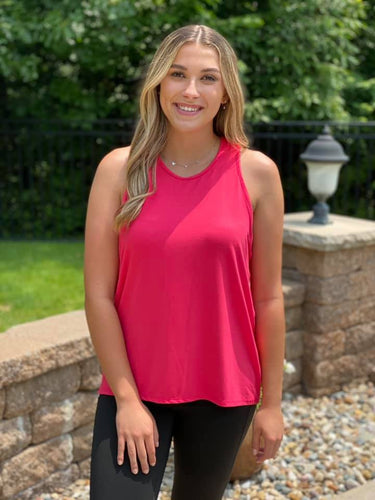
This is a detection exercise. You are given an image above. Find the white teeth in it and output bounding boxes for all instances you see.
[177,104,200,112]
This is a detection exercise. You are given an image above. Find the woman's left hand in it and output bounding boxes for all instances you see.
[251,406,284,463]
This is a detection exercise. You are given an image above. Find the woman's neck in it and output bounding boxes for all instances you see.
[163,129,220,164]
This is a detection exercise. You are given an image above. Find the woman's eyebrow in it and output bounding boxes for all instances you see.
[170,63,220,73]
[202,68,220,73]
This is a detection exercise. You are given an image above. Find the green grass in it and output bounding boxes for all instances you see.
[0,241,84,333]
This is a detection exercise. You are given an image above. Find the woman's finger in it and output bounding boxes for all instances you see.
[126,439,139,474]
[153,419,159,448]
[260,436,281,462]
[145,434,157,467]
[271,438,282,458]
[117,435,126,466]
[252,423,261,456]
[135,438,150,474]
[262,439,275,461]
[255,446,265,463]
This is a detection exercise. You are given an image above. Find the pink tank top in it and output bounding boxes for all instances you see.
[98,138,261,406]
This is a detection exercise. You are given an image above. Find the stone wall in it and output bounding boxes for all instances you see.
[0,311,101,500]
[282,279,305,394]
[283,212,375,397]
[0,281,304,499]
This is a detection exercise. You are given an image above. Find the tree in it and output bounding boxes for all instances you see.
[0,0,371,122]
[0,0,219,120]
[343,1,375,120]
[213,0,368,121]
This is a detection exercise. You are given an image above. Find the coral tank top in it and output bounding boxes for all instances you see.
[98,137,261,406]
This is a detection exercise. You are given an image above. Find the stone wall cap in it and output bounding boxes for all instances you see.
[283,212,375,251]
[0,310,94,388]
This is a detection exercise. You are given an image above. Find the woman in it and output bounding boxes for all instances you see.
[85,24,285,500]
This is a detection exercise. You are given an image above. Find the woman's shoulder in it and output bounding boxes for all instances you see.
[94,146,131,194]
[240,147,279,180]
[97,146,131,174]
[239,148,282,209]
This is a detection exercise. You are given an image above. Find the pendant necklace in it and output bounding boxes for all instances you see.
[162,140,219,169]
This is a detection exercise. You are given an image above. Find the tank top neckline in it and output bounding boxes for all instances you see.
[158,137,226,181]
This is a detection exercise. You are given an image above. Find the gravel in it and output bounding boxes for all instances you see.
[35,379,374,500]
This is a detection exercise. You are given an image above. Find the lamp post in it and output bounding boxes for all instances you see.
[300,125,349,224]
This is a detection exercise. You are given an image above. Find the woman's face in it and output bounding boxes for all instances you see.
[159,43,227,134]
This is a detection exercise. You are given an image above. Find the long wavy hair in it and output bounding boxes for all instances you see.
[114,24,249,231]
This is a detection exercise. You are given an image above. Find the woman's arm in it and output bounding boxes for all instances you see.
[84,147,138,403]
[84,148,159,474]
[241,149,285,463]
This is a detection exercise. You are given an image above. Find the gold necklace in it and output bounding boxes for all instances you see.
[162,140,219,169]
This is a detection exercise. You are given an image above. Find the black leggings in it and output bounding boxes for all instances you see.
[90,395,256,500]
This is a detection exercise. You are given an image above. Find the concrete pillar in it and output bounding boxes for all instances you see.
[283,212,375,397]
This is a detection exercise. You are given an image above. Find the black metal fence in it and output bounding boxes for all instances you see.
[1,120,374,239]
[251,121,375,219]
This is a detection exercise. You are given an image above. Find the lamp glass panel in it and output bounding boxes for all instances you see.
[306,162,343,201]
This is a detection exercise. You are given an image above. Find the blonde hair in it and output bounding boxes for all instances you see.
[115,24,249,231]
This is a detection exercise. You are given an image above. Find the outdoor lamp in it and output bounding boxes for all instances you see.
[300,125,349,224]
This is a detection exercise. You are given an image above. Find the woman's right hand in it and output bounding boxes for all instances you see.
[116,399,159,474]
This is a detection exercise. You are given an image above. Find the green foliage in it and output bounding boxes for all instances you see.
[0,0,372,122]
[221,0,367,121]
[343,1,375,120]
[0,0,219,120]
[0,1,373,239]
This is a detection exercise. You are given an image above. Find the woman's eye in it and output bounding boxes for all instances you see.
[202,75,217,82]
[170,71,185,78]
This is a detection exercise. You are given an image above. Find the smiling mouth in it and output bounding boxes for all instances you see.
[174,103,203,113]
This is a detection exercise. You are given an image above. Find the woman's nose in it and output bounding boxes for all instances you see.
[182,78,200,98]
